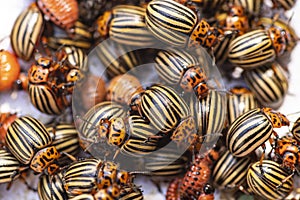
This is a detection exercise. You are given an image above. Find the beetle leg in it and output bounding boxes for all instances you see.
[259,143,267,174]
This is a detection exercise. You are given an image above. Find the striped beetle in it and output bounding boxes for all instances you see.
[145,0,224,49]
[227,87,258,125]
[247,160,293,199]
[27,47,86,115]
[0,49,21,91]
[271,0,297,10]
[225,107,290,158]
[95,4,157,46]
[46,123,80,164]
[4,115,61,175]
[78,101,126,153]
[38,171,67,200]
[119,186,143,200]
[228,27,288,69]
[130,84,197,146]
[188,90,227,144]
[27,55,70,115]
[0,148,22,185]
[10,3,44,61]
[228,16,289,69]
[212,149,252,191]
[292,117,300,141]
[46,21,93,50]
[256,15,299,54]
[242,61,289,109]
[37,0,79,31]
[107,75,196,143]
[94,40,142,78]
[62,158,132,198]
[154,48,210,99]
[78,101,161,159]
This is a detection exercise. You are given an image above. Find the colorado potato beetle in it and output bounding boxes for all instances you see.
[225,107,290,157]
[228,28,287,69]
[78,101,126,156]
[154,48,210,99]
[212,149,252,190]
[242,61,289,109]
[292,117,300,141]
[247,160,293,199]
[37,0,79,31]
[227,87,258,125]
[4,116,61,175]
[38,171,67,200]
[145,0,224,49]
[272,135,300,176]
[83,114,159,158]
[0,50,21,92]
[62,158,132,198]
[94,40,142,78]
[95,4,157,46]
[271,0,297,10]
[27,56,70,115]
[0,148,22,185]
[10,3,44,61]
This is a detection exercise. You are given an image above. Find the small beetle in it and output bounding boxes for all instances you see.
[95,4,157,46]
[247,160,293,200]
[273,135,300,176]
[27,56,70,115]
[45,21,93,50]
[212,149,252,190]
[10,3,44,61]
[38,171,68,200]
[292,117,300,141]
[226,107,290,158]
[62,158,132,198]
[119,185,144,200]
[154,48,210,99]
[85,114,159,158]
[37,0,79,31]
[4,115,61,175]
[78,101,127,152]
[0,50,21,91]
[0,148,22,185]
[228,27,287,69]
[94,40,142,78]
[145,0,224,49]
[46,123,80,164]
[226,87,258,125]
[242,61,289,109]
[271,0,297,10]
[106,74,144,106]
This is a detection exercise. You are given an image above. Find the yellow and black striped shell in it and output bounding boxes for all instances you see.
[10,3,44,61]
[247,160,293,199]
[0,148,21,184]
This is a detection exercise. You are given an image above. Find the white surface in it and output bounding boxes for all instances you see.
[0,0,300,200]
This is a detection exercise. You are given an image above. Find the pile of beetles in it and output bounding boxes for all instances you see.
[1,0,300,199]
